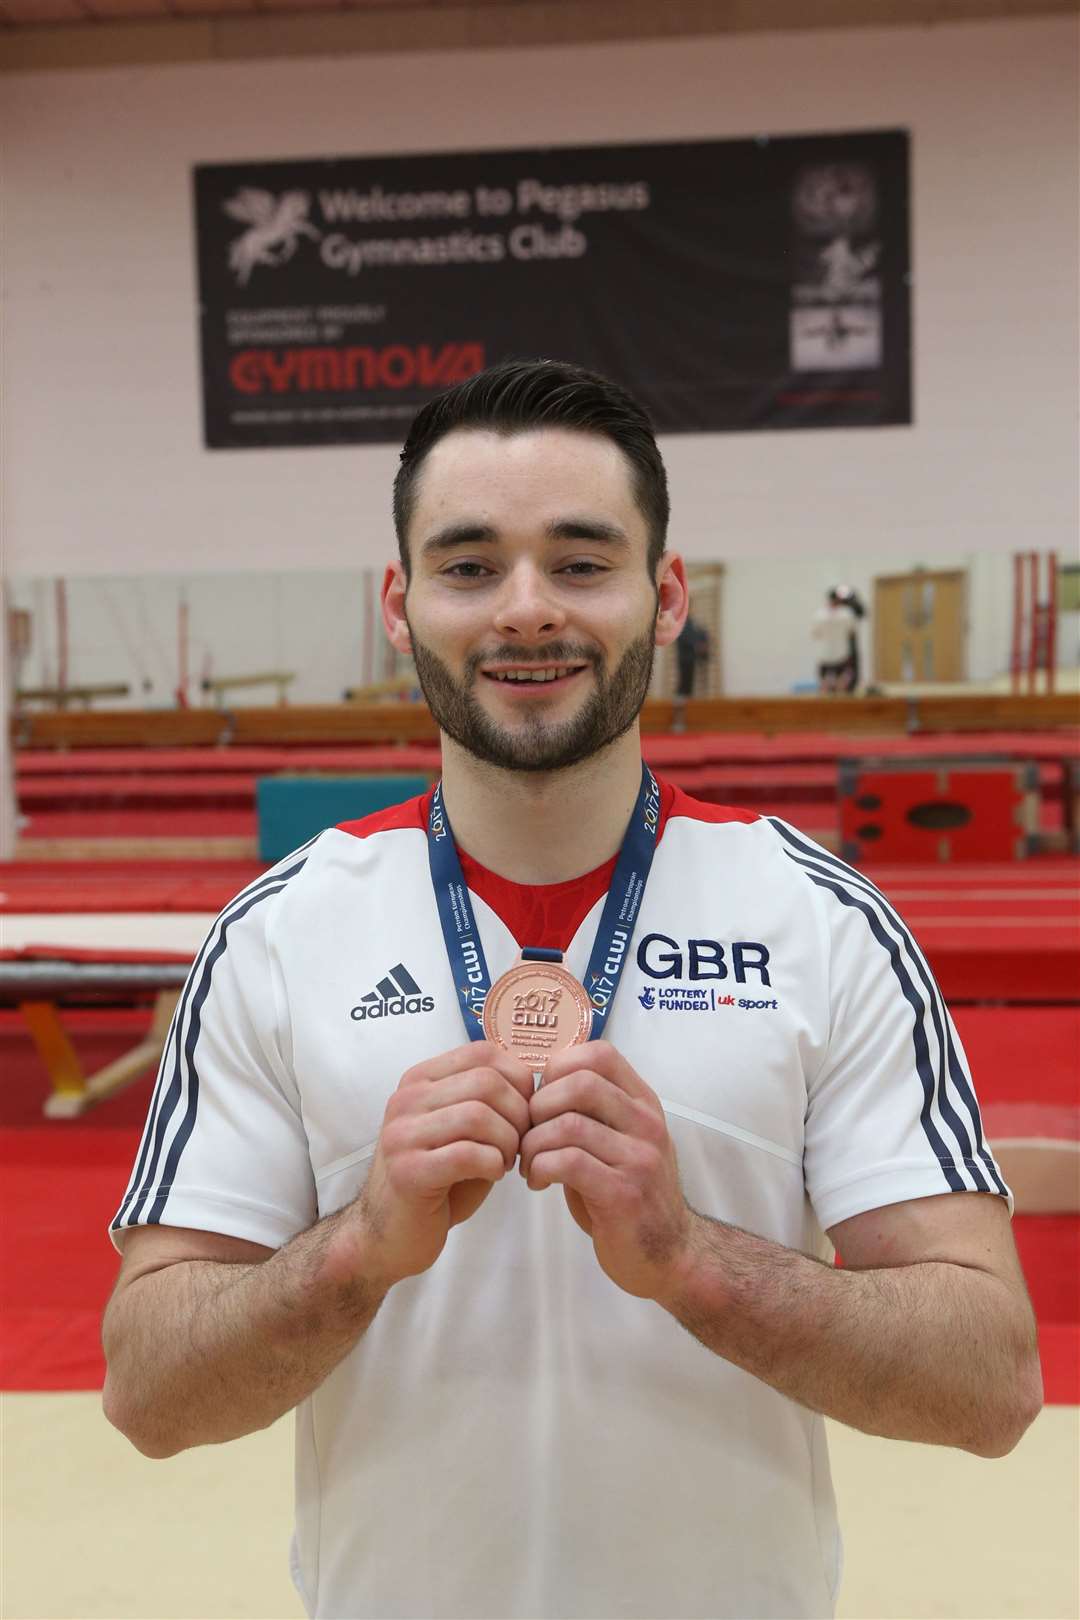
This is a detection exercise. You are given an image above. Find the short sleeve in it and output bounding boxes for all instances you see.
[110,867,317,1252]
[794,843,1012,1233]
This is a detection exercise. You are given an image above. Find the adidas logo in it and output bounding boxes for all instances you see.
[350,963,435,1022]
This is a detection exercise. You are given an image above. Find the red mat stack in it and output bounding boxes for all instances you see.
[12,731,1079,848]
[2,728,1077,1400]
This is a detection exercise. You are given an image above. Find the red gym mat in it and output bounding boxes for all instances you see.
[862,863,1080,1002]
[16,741,1080,835]
[17,807,258,839]
[20,731,1073,774]
[953,1006,1080,1111]
[0,860,265,913]
[15,760,1072,811]
[0,1008,1076,1397]
[5,856,1076,1003]
[15,745,443,775]
[1,1119,1075,1398]
[26,797,1065,844]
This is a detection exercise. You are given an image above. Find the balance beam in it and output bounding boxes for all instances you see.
[1,960,190,1119]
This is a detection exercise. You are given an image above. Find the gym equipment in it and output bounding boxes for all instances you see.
[1,953,190,1118]
[256,773,431,861]
[839,757,1040,863]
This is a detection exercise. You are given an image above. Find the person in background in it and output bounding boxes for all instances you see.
[812,584,865,693]
[672,610,710,730]
[676,612,710,699]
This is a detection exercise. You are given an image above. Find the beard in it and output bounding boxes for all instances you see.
[407,624,657,774]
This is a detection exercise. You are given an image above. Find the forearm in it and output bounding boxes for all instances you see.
[659,1213,1041,1457]
[103,1208,387,1458]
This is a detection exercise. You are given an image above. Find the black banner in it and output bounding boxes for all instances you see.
[194,130,910,449]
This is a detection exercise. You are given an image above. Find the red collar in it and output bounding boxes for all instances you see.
[457,777,676,951]
[336,771,758,951]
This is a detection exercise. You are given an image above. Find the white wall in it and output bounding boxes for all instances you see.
[718,550,1011,694]
[7,571,377,708]
[13,551,1075,703]
[1,14,1077,585]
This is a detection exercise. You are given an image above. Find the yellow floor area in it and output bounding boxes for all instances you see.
[1,1395,1077,1619]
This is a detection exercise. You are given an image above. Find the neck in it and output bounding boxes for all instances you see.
[439,729,645,884]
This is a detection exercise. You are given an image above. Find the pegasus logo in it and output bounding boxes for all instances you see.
[224,189,321,286]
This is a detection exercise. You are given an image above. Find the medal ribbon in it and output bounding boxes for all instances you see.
[427,763,662,1042]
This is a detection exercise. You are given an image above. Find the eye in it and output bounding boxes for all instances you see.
[558,560,608,577]
[442,560,494,580]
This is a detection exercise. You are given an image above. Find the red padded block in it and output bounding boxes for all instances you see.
[840,761,1037,864]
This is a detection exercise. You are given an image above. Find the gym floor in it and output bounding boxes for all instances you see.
[2,1396,1077,1619]
[3,795,1077,1620]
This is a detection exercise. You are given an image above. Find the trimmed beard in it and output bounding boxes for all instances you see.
[407,625,656,774]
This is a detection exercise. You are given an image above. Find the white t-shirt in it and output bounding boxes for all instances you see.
[112,778,1009,1620]
[811,604,857,664]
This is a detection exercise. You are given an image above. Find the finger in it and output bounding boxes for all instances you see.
[483,1047,537,1103]
[422,1067,531,1138]
[520,1112,631,1180]
[540,1040,653,1099]
[410,1100,522,1170]
[528,1067,637,1134]
[402,1142,507,1196]
[525,1144,620,1201]
[403,1041,534,1098]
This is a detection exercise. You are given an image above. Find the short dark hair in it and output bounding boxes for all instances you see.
[393,358,669,577]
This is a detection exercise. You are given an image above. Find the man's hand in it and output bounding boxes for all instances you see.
[518,1040,690,1300]
[354,1042,534,1291]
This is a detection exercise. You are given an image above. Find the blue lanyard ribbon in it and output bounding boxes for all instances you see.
[427,763,661,1042]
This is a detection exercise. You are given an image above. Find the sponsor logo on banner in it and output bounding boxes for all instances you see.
[793,163,877,237]
[791,306,882,370]
[789,162,883,373]
[196,132,910,448]
[227,341,486,396]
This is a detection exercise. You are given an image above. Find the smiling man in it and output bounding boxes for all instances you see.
[102,359,1041,1620]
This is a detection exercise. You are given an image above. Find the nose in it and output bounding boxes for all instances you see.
[491,561,566,642]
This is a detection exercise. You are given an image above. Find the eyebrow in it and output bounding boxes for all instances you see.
[420,516,631,556]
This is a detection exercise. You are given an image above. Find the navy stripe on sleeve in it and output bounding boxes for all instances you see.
[769,819,1006,1197]
[112,849,313,1233]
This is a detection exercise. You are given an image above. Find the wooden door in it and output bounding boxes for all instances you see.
[874,571,966,683]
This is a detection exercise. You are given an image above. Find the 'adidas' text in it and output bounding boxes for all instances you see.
[351,994,434,1021]
[350,962,434,1022]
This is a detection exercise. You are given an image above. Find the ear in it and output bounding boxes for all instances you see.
[653,553,689,650]
[381,561,413,656]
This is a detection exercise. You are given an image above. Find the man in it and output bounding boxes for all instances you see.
[103,360,1040,1620]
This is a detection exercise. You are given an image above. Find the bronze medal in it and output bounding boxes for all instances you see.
[482,958,593,1080]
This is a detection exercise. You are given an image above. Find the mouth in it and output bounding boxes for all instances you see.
[479,663,590,690]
